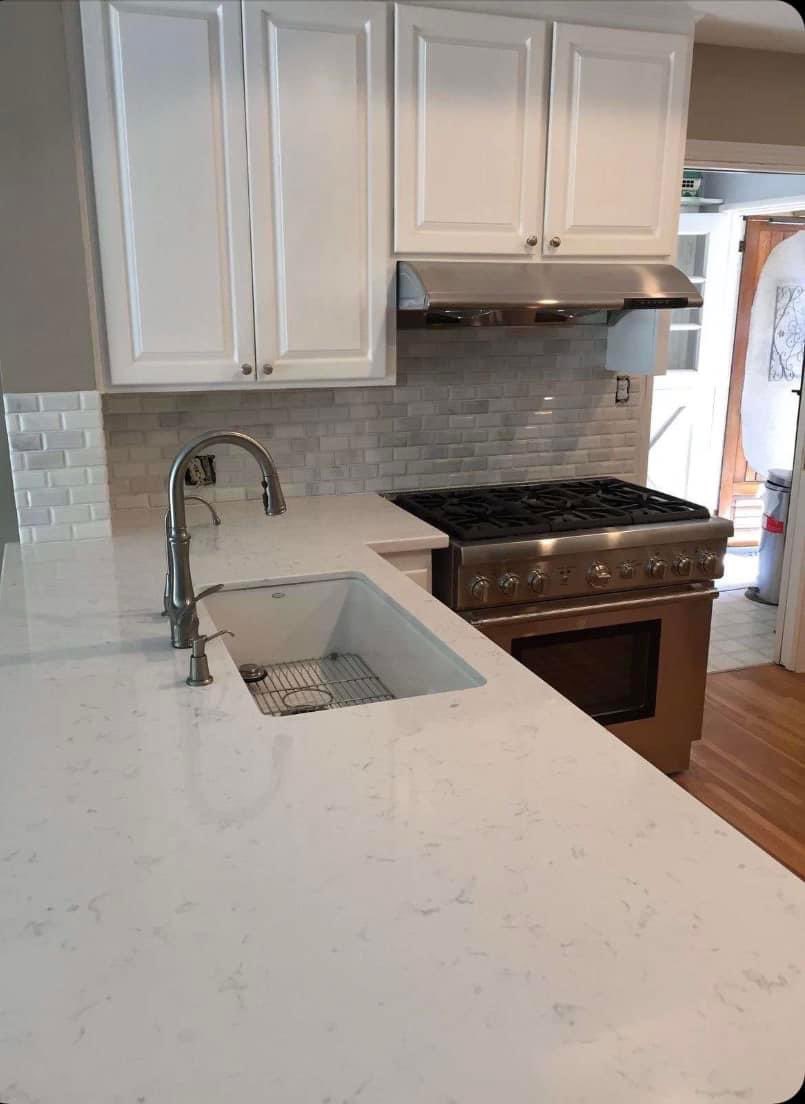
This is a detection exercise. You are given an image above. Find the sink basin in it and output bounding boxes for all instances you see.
[203,573,484,715]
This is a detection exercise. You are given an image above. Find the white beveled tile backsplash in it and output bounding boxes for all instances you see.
[103,326,644,509]
[4,390,111,543]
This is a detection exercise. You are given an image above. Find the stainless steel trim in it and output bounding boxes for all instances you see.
[397,260,702,327]
[466,584,718,628]
[457,517,733,566]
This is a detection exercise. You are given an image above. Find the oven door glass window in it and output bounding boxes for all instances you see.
[512,620,661,725]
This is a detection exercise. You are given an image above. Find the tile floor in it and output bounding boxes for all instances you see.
[708,587,779,673]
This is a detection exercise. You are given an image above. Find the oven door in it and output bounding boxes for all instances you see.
[466,585,717,773]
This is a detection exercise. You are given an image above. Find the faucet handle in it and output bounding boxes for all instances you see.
[187,629,234,687]
[197,628,234,649]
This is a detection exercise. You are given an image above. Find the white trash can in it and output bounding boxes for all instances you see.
[755,469,792,606]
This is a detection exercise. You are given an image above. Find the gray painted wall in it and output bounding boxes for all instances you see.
[0,0,96,396]
[0,380,19,547]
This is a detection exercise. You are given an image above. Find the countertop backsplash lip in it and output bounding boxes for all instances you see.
[101,324,643,510]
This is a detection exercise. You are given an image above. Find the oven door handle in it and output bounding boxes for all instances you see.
[467,586,719,628]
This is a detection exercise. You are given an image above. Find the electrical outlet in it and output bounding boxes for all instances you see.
[615,376,631,405]
[184,454,216,486]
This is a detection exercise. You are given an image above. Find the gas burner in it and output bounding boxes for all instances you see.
[393,478,710,542]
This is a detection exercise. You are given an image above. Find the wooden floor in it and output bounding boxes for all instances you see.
[675,664,805,879]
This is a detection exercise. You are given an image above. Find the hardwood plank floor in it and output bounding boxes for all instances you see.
[675,664,805,879]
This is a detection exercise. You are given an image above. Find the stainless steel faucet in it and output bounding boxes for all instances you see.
[165,431,286,648]
[162,496,221,617]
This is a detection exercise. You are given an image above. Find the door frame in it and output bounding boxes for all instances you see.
[683,139,805,671]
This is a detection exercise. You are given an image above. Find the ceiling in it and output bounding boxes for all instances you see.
[688,0,805,53]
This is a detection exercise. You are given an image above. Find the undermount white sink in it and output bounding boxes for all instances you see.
[203,573,484,715]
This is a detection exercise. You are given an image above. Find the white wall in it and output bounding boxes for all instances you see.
[700,170,805,206]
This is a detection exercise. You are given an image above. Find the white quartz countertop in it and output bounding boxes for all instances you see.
[0,493,802,1104]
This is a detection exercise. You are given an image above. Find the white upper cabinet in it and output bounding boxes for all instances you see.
[543,23,691,258]
[244,1,391,385]
[394,4,548,256]
[80,0,255,387]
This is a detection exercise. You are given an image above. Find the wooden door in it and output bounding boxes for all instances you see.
[719,216,805,544]
[394,3,548,255]
[81,0,255,387]
[244,0,392,386]
[543,22,690,258]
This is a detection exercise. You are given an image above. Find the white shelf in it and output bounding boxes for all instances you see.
[680,196,724,208]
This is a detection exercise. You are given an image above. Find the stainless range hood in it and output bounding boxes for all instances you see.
[397,260,702,327]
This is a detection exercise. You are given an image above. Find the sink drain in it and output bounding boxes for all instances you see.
[238,662,268,683]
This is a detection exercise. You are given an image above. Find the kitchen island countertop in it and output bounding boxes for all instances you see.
[0,493,802,1104]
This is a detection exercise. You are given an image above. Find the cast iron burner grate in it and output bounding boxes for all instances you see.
[244,652,394,716]
[393,478,711,542]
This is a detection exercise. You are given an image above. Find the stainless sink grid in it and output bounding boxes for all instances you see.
[244,652,394,716]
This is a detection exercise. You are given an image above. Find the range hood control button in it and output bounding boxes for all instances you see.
[587,562,612,588]
[646,557,667,580]
[498,573,520,597]
[470,576,491,602]
[527,569,547,594]
[673,555,693,577]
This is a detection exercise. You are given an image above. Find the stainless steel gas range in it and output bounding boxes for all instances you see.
[391,478,734,773]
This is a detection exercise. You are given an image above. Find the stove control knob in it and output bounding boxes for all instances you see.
[587,561,612,589]
[498,572,520,597]
[672,554,693,577]
[646,557,667,580]
[619,561,636,580]
[527,569,547,595]
[697,550,722,579]
[470,576,491,601]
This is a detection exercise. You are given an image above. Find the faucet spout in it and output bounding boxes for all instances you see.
[165,431,286,648]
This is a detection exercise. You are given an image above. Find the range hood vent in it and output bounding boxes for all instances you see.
[397,260,702,328]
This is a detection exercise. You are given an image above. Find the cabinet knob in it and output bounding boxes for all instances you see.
[525,234,538,247]
[262,363,273,376]
[241,363,253,375]
[549,236,562,248]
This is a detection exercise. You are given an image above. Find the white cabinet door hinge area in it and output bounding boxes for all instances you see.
[394,3,548,256]
[81,0,255,387]
[244,1,393,386]
[543,22,691,258]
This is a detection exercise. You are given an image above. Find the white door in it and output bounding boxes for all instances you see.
[648,213,733,506]
[81,0,255,387]
[244,1,392,386]
[394,3,548,256]
[544,22,690,258]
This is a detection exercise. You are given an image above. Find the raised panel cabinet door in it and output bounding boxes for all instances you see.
[80,0,255,387]
[544,23,691,258]
[244,1,392,385]
[394,3,548,255]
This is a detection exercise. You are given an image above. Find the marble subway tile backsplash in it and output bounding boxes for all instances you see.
[4,391,112,542]
[103,326,643,509]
